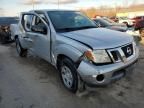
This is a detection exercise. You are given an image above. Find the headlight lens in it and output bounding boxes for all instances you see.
[84,50,111,64]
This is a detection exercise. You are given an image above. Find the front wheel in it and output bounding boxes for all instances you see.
[59,58,78,93]
[15,38,27,57]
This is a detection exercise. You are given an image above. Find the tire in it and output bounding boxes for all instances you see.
[15,38,27,57]
[59,57,78,93]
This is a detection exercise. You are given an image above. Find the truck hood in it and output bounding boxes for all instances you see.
[59,28,133,49]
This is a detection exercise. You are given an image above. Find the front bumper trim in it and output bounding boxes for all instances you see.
[77,47,139,86]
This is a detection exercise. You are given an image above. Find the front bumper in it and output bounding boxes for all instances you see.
[77,46,139,86]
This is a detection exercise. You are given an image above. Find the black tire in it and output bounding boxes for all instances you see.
[15,38,27,57]
[59,57,78,93]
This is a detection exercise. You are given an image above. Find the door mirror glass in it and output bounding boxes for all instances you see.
[22,14,33,31]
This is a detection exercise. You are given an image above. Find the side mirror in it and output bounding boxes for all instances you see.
[31,25,47,34]
[94,22,101,27]
[97,23,101,27]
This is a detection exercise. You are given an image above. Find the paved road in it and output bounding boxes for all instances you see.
[0,43,144,108]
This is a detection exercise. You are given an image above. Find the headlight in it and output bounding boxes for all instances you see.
[84,50,111,64]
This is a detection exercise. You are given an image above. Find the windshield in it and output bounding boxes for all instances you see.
[48,11,97,32]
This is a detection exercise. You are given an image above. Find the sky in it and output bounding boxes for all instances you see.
[0,0,144,16]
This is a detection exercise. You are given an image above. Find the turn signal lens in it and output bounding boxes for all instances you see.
[84,50,111,64]
[84,50,96,62]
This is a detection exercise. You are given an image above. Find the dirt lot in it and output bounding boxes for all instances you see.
[0,42,144,108]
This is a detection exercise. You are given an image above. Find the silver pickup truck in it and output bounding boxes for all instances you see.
[13,10,139,93]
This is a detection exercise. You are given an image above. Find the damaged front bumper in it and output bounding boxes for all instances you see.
[77,46,139,86]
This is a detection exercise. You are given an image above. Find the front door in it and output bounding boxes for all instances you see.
[21,13,51,62]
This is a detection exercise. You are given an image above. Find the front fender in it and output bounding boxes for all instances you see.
[54,44,83,63]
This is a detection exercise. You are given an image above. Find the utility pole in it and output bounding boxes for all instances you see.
[58,0,60,9]
[32,0,34,10]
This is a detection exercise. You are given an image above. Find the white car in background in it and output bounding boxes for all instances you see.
[118,17,135,27]
[126,27,141,42]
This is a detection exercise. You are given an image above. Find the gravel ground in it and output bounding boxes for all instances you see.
[0,43,144,108]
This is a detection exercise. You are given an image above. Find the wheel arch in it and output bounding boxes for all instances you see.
[55,44,83,69]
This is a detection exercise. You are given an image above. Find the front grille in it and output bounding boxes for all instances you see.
[111,51,119,61]
[108,43,134,63]
[121,44,133,58]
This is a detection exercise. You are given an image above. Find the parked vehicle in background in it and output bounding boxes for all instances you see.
[134,19,144,37]
[0,26,10,44]
[140,28,144,37]
[93,18,127,32]
[0,17,18,44]
[126,27,141,43]
[14,10,139,93]
[109,16,119,23]
[132,16,144,23]
[118,17,135,27]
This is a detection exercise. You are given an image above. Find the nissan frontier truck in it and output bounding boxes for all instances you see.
[12,10,139,93]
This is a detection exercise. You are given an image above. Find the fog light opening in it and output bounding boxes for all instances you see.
[96,74,105,82]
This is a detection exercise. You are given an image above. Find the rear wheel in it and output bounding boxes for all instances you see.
[15,38,27,57]
[58,57,78,93]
